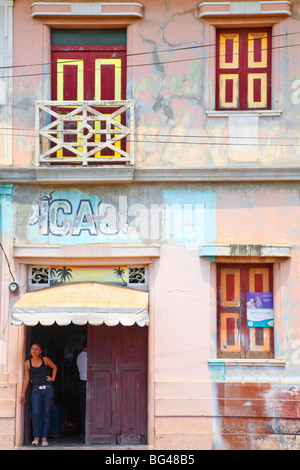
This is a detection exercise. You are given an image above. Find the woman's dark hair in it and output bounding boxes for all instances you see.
[29,343,43,358]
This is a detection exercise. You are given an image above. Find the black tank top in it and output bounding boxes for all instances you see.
[29,357,50,387]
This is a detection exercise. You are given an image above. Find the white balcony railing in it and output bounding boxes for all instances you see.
[35,100,134,166]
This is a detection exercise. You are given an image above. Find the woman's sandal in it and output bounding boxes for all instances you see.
[32,439,39,446]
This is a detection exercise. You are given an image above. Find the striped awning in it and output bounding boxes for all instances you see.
[11,282,149,327]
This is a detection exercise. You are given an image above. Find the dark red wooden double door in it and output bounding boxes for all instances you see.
[86,325,148,444]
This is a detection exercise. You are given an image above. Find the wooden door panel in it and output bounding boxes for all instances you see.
[94,57,123,101]
[249,267,270,292]
[93,54,126,158]
[87,324,147,445]
[220,268,240,307]
[89,371,113,442]
[248,267,273,355]
[120,324,144,363]
[51,53,85,101]
[89,324,115,365]
[56,57,85,101]
[87,325,116,443]
[119,370,144,444]
[118,325,148,443]
[249,327,271,353]
[51,52,87,160]
[220,311,241,353]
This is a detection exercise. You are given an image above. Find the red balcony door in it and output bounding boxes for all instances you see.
[51,46,127,160]
[51,46,127,101]
[86,324,148,444]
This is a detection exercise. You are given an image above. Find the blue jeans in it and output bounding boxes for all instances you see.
[31,386,55,439]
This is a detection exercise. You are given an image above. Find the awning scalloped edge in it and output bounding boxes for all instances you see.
[11,312,149,327]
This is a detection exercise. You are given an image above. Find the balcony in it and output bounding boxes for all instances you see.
[35,100,134,166]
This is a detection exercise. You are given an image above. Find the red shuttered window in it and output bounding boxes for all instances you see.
[217,264,274,359]
[216,28,272,110]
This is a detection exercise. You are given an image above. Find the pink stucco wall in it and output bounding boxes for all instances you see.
[1,0,299,451]
[12,0,300,167]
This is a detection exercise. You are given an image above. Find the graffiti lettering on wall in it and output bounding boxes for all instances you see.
[29,191,126,237]
[27,190,210,246]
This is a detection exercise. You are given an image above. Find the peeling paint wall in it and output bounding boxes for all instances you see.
[11,0,300,167]
[212,383,300,450]
[213,184,300,450]
[2,0,300,451]
[8,182,300,449]
[0,2,13,165]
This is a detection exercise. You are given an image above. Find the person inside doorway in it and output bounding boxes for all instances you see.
[20,343,57,447]
[76,342,87,441]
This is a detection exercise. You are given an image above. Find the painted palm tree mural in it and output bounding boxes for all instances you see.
[113,267,127,285]
[46,265,128,286]
[50,266,73,285]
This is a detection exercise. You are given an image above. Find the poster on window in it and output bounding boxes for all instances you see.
[247,292,274,327]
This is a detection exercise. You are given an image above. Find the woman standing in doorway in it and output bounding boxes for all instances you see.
[20,343,57,447]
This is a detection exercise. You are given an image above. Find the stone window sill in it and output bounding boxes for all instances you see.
[208,358,286,367]
[206,110,282,118]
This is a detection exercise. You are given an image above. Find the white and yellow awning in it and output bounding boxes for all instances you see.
[11,282,149,327]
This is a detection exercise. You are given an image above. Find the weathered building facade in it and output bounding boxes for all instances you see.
[0,0,300,449]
